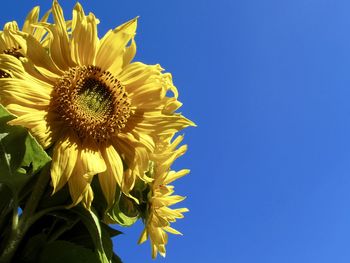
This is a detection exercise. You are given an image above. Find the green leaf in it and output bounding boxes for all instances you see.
[72,207,110,263]
[56,218,94,249]
[38,184,71,209]
[101,223,122,238]
[39,240,100,263]
[22,130,51,174]
[112,253,123,263]
[0,104,51,194]
[91,176,108,217]
[100,223,114,260]
[100,223,123,260]
[19,233,48,263]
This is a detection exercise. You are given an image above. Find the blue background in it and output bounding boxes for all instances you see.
[3,0,350,262]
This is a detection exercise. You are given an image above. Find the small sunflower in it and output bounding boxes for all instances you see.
[0,0,194,209]
[138,135,189,258]
[0,6,50,78]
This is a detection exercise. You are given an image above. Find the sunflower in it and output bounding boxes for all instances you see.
[0,6,50,78]
[138,134,189,258]
[0,0,194,209]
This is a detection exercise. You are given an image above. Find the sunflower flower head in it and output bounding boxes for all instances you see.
[0,6,50,78]
[0,0,194,210]
[138,135,189,258]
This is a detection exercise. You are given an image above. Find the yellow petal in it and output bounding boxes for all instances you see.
[151,243,158,259]
[98,171,116,207]
[0,34,7,52]
[96,17,138,74]
[150,227,168,248]
[81,185,94,210]
[101,144,123,186]
[164,226,182,235]
[132,113,196,135]
[68,160,90,207]
[119,62,162,88]
[2,22,19,48]
[32,8,52,42]
[1,91,48,110]
[163,169,189,185]
[99,144,124,205]
[8,110,58,148]
[154,195,186,207]
[117,132,154,154]
[116,135,151,186]
[0,54,25,79]
[99,145,124,206]
[0,78,51,106]
[51,134,79,193]
[121,169,137,196]
[20,59,57,85]
[123,37,136,67]
[159,206,188,220]
[22,6,39,34]
[68,141,106,207]
[155,147,187,178]
[138,227,148,244]
[115,133,152,183]
[71,3,98,65]
[157,244,166,258]
[9,32,63,78]
[49,0,74,70]
[0,54,55,91]
[168,135,184,151]
[164,98,182,113]
[80,141,107,178]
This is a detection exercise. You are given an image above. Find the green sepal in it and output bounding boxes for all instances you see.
[105,189,138,227]
[91,175,139,227]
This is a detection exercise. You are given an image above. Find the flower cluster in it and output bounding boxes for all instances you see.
[0,0,194,259]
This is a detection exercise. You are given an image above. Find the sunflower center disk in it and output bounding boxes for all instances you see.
[53,66,131,142]
[76,78,113,119]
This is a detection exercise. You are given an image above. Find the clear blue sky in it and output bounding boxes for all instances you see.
[3,0,350,262]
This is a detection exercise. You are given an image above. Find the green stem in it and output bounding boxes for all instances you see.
[10,201,18,233]
[28,205,66,227]
[0,164,50,263]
